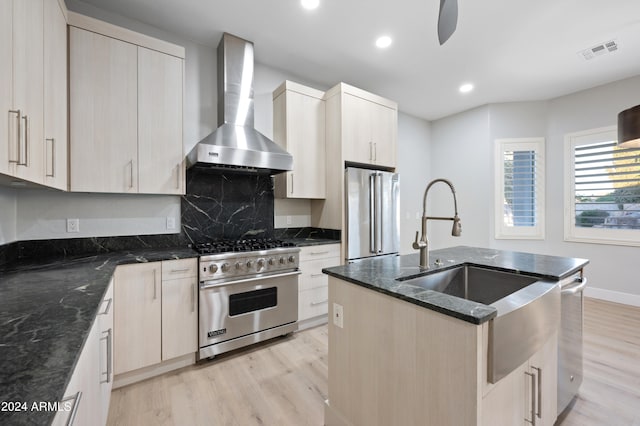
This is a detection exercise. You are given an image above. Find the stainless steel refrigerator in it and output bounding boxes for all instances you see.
[345,167,400,262]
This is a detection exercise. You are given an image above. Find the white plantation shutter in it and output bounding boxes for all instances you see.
[495,138,545,239]
[565,126,640,246]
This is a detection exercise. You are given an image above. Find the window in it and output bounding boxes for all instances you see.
[495,138,545,239]
[565,126,640,246]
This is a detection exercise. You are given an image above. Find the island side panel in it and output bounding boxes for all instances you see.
[326,276,483,426]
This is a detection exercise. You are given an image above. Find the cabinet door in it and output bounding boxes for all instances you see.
[287,90,326,198]
[98,278,114,426]
[342,93,373,165]
[161,276,197,360]
[482,362,527,426]
[528,333,558,426]
[0,0,12,176]
[43,0,67,190]
[69,27,137,193]
[114,263,161,374]
[370,102,397,168]
[52,316,101,426]
[138,46,184,194]
[12,0,44,184]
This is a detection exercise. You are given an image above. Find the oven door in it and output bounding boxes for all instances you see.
[199,271,300,355]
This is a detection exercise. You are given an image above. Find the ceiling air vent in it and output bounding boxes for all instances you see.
[579,39,619,60]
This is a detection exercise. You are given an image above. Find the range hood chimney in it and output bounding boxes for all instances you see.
[186,33,293,174]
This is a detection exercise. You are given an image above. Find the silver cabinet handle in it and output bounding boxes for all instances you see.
[100,329,112,384]
[99,298,112,316]
[310,251,329,256]
[310,273,324,278]
[524,371,536,425]
[532,366,542,419]
[45,138,55,177]
[191,282,195,313]
[369,141,373,161]
[374,142,377,161]
[129,160,134,189]
[290,172,294,195]
[19,115,29,166]
[8,109,20,164]
[170,268,191,274]
[153,269,157,300]
[310,299,328,306]
[175,164,180,189]
[61,391,82,426]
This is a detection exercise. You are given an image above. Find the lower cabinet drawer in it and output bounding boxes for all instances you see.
[299,286,329,321]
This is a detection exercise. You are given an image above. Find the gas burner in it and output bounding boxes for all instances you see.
[193,238,295,255]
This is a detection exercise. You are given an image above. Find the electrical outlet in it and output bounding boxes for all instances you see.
[66,218,80,233]
[166,216,176,230]
[333,303,344,328]
[286,215,292,225]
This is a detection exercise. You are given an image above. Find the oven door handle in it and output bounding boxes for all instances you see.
[200,271,301,289]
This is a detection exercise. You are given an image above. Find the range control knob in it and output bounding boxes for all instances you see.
[208,264,218,273]
[257,259,265,269]
[288,255,296,263]
[235,261,242,270]
[268,258,275,266]
[221,263,230,273]
[279,257,286,265]
[246,260,254,269]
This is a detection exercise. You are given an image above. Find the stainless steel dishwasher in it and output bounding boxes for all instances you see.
[557,273,587,416]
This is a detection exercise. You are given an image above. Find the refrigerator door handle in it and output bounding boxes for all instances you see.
[369,173,376,254]
[375,173,383,254]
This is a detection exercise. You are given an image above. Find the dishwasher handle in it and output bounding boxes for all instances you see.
[561,276,587,295]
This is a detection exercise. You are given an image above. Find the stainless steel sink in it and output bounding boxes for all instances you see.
[401,265,560,383]
[401,266,539,305]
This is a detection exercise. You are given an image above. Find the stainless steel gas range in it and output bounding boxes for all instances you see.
[195,239,300,360]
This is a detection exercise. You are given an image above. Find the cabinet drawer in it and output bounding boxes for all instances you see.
[299,286,329,321]
[162,258,197,280]
[299,260,331,291]
[299,244,340,262]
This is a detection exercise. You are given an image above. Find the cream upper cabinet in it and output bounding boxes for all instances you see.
[114,262,162,374]
[138,47,184,195]
[68,13,185,194]
[69,27,138,193]
[43,0,68,190]
[1,0,45,184]
[273,81,326,199]
[341,88,397,168]
[0,0,12,177]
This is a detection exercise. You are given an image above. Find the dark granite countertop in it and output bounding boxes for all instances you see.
[322,246,589,325]
[0,247,197,425]
[284,237,341,247]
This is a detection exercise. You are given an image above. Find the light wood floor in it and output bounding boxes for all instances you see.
[107,298,640,426]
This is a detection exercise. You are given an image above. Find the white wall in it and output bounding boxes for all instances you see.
[396,113,431,254]
[430,75,640,302]
[0,188,17,244]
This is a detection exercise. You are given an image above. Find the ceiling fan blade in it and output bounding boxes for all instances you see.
[437,0,458,45]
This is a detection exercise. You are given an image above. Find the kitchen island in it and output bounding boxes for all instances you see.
[322,246,588,426]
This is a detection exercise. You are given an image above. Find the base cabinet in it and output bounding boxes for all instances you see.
[114,259,197,377]
[53,278,113,426]
[298,244,340,328]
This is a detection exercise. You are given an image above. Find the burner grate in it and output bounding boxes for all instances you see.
[194,238,295,255]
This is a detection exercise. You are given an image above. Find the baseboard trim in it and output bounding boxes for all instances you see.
[585,287,640,308]
[113,353,195,389]
[297,315,328,331]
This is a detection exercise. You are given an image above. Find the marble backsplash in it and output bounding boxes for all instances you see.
[181,167,275,244]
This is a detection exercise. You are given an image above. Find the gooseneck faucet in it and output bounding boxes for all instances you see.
[413,178,462,268]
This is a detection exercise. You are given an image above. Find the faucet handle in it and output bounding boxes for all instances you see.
[412,231,426,250]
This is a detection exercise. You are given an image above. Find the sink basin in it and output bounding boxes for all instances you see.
[400,265,560,383]
[400,265,538,305]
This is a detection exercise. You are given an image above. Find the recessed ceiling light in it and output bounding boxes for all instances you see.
[459,83,474,93]
[301,0,319,10]
[375,35,392,49]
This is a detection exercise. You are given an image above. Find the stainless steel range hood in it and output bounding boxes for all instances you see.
[186,33,293,174]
